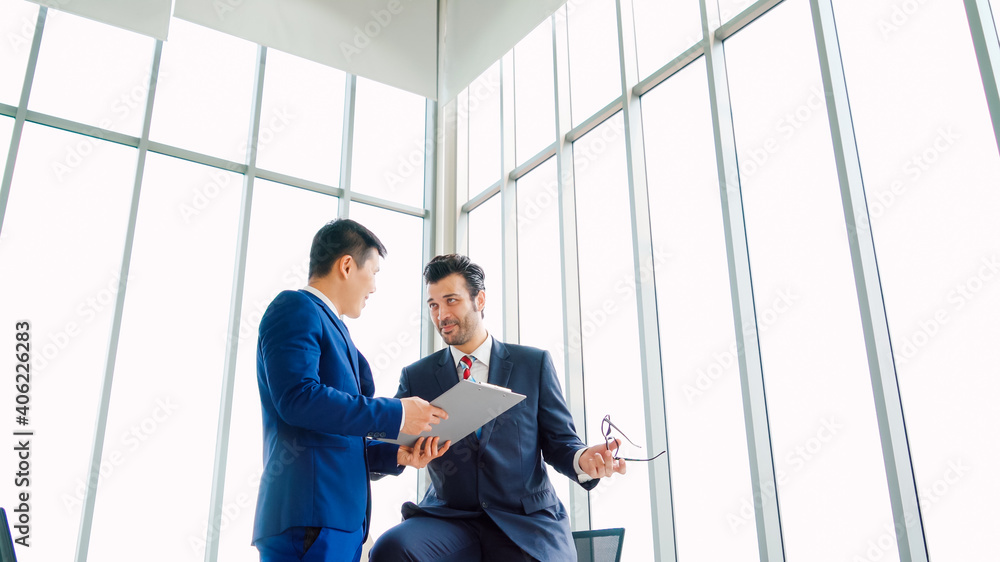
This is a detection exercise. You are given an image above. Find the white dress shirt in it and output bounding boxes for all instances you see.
[302,285,339,316]
[449,333,590,481]
[448,333,494,382]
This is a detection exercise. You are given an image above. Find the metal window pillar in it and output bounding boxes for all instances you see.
[418,95,443,500]
[75,38,163,562]
[499,55,520,343]
[454,100,471,257]
[699,0,786,559]
[808,2,930,560]
[338,74,357,218]
[202,44,268,562]
[435,0,459,259]
[965,0,1000,154]
[552,9,591,531]
[0,6,45,238]
[421,96,441,357]
[613,1,677,559]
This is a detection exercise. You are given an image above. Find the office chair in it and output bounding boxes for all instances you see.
[572,527,625,562]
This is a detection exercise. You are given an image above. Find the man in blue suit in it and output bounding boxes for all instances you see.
[370,254,627,562]
[253,219,450,562]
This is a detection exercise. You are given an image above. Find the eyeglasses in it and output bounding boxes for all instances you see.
[602,415,666,462]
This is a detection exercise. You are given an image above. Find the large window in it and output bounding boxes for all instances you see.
[0,5,432,561]
[255,50,346,185]
[467,194,505,339]
[89,154,243,560]
[451,0,1000,560]
[566,0,621,126]
[351,78,427,208]
[642,58,758,561]
[0,116,12,177]
[4,0,999,559]
[726,2,898,558]
[30,9,154,136]
[515,157,572,510]
[148,18,257,163]
[0,124,137,562]
[631,0,702,79]
[465,62,502,192]
[514,19,556,165]
[833,0,1000,557]
[0,0,37,105]
[574,113,654,560]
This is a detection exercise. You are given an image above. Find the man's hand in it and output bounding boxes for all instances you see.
[400,397,448,435]
[397,436,451,468]
[578,438,627,479]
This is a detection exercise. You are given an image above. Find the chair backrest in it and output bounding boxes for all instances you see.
[572,527,625,562]
[0,508,18,562]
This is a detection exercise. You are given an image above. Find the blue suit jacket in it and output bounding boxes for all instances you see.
[252,289,404,545]
[395,339,598,561]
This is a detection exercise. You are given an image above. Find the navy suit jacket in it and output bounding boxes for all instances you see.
[252,289,404,545]
[395,339,598,561]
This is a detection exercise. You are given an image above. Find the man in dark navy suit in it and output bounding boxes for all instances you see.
[253,219,450,562]
[371,254,627,562]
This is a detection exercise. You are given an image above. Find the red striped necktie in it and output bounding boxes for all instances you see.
[460,355,475,380]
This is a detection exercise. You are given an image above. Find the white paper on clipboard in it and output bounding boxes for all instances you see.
[376,379,526,447]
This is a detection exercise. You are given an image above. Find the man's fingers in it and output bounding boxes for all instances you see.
[580,443,627,479]
[602,449,618,476]
[424,405,447,426]
[586,453,604,478]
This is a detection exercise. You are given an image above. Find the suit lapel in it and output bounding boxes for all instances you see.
[300,289,360,388]
[432,349,459,398]
[479,339,512,449]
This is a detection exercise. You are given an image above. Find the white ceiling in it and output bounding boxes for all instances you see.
[28,0,570,103]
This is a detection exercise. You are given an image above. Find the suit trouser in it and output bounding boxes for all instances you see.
[256,525,364,562]
[369,514,537,562]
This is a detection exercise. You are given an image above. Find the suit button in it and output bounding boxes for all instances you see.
[481,501,488,509]
[479,462,485,469]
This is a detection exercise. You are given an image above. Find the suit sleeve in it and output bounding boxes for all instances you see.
[536,350,599,490]
[259,292,403,438]
[367,441,405,477]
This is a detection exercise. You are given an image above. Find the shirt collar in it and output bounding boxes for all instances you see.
[302,285,341,317]
[450,333,493,369]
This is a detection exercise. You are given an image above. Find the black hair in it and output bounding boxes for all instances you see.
[422,254,486,298]
[308,219,387,280]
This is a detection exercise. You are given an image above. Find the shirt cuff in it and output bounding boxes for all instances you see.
[573,447,593,483]
[399,404,406,433]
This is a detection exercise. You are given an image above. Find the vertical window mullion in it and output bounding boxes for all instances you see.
[614,0,677,559]
[75,37,162,562]
[699,0,787,559]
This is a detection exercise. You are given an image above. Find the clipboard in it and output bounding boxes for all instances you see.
[377,379,526,447]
